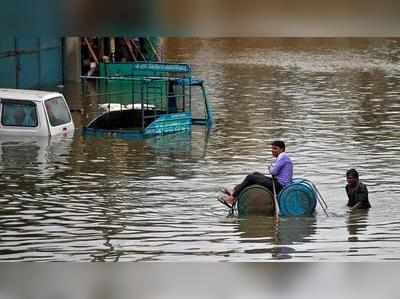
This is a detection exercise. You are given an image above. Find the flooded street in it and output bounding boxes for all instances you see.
[1,38,400,261]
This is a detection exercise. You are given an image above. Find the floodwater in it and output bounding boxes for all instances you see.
[1,38,400,261]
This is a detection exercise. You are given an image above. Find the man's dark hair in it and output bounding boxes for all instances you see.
[346,168,359,179]
[271,140,285,151]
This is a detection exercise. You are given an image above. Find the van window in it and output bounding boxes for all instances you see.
[1,99,38,127]
[45,97,71,126]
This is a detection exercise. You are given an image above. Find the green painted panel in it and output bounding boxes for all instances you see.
[0,38,17,88]
[97,63,186,109]
[16,38,40,89]
[0,37,63,89]
[0,56,17,88]
[39,38,63,88]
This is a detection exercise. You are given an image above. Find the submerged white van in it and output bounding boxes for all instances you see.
[0,89,75,137]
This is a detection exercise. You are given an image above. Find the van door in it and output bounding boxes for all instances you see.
[44,96,75,136]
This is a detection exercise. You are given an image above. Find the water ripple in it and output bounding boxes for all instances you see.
[1,38,400,261]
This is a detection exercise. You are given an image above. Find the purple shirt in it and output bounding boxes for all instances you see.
[268,152,293,187]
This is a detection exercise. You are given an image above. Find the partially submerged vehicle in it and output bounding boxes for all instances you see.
[81,62,213,139]
[236,178,328,217]
[0,89,75,137]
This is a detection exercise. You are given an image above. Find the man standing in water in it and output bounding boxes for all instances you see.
[220,140,293,208]
[346,169,371,210]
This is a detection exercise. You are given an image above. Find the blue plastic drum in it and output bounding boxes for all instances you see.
[278,179,317,217]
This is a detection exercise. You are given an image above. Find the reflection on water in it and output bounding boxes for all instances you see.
[1,38,400,261]
[0,135,73,186]
[347,210,370,242]
[238,216,317,260]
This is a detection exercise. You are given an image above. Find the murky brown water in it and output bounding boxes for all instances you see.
[1,38,400,261]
